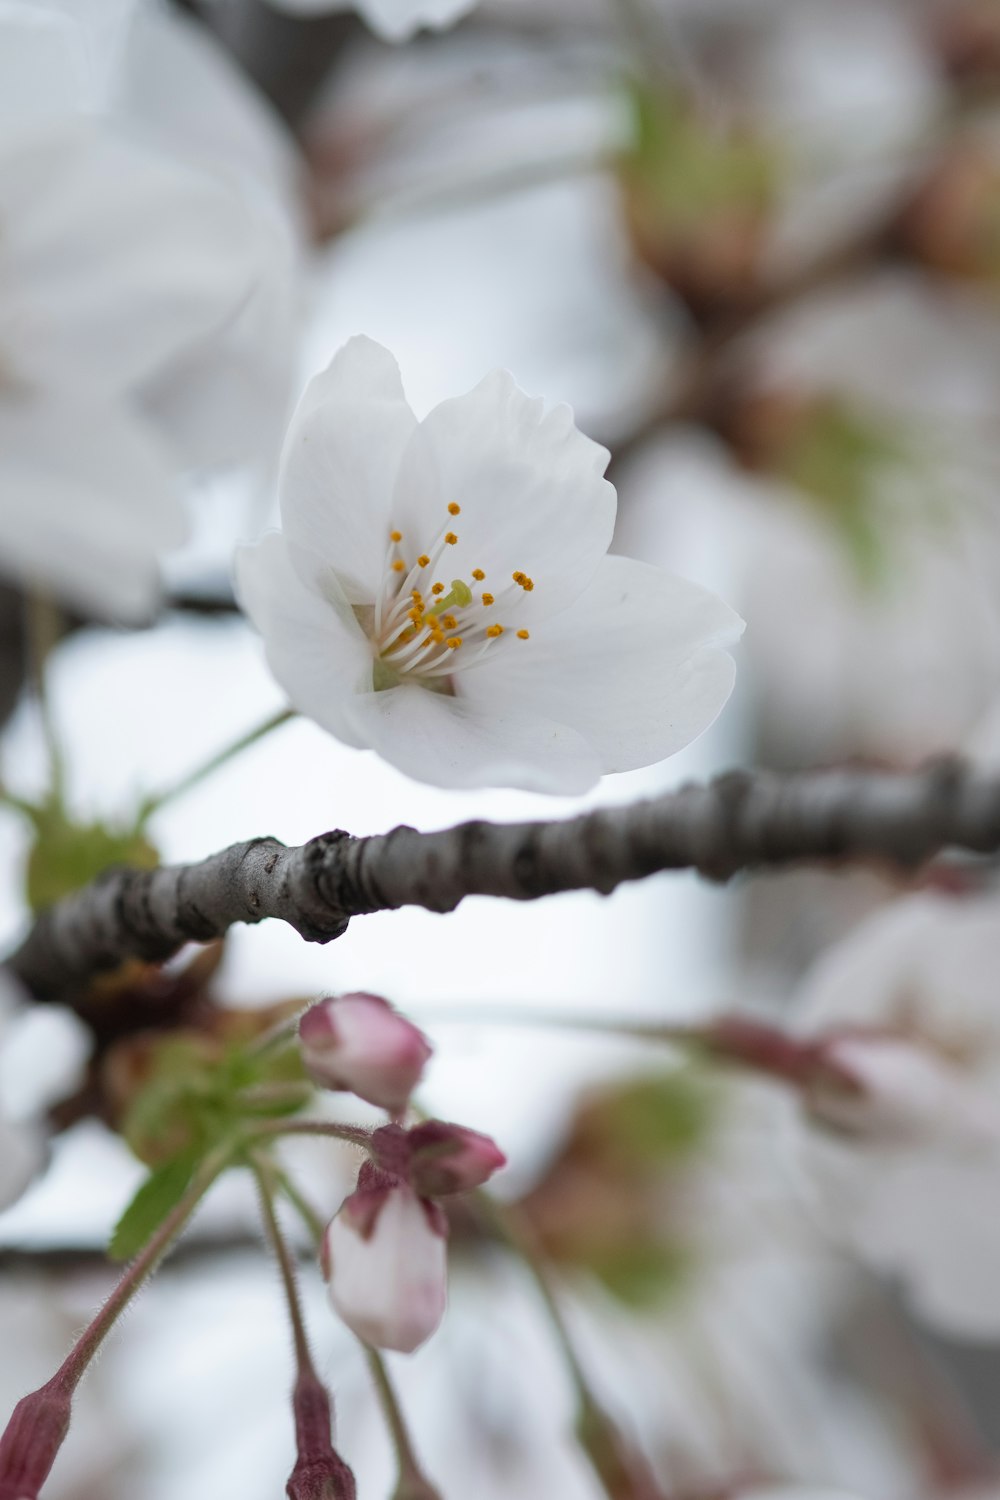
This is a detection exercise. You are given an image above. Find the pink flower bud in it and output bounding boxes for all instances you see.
[0,1372,72,1500]
[406,1121,507,1196]
[286,1367,356,1500]
[322,1169,448,1354]
[299,994,432,1114]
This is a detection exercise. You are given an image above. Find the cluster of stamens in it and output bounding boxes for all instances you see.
[372,504,533,683]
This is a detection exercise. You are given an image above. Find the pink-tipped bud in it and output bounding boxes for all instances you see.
[299,994,432,1114]
[322,1169,448,1354]
[286,1368,356,1500]
[0,1373,72,1500]
[406,1121,507,1197]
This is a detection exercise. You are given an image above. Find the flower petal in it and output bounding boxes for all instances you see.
[343,679,601,794]
[459,554,743,773]
[235,533,374,748]
[279,337,418,603]
[393,369,616,621]
[0,5,88,137]
[0,386,185,621]
[0,120,264,394]
[326,1184,447,1353]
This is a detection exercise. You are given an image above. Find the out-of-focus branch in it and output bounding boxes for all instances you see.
[5,758,999,1002]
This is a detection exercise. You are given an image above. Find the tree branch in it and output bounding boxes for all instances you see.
[6,758,998,1002]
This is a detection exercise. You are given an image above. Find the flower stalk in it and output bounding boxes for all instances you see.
[0,1148,229,1500]
[254,1158,357,1500]
[277,1172,442,1499]
[138,706,295,822]
[479,1195,667,1500]
[364,1347,443,1500]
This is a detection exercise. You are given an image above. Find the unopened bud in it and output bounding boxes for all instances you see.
[322,1171,448,1353]
[299,995,431,1114]
[286,1368,356,1500]
[0,1374,72,1500]
[406,1121,506,1196]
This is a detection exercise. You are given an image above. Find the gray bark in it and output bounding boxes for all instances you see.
[7,758,999,1001]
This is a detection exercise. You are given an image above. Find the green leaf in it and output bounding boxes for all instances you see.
[109,1151,199,1261]
[24,799,159,912]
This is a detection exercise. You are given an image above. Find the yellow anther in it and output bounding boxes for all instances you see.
[486,623,504,639]
[517,629,530,640]
[521,577,534,592]
[445,532,458,546]
[407,608,423,624]
[512,571,525,584]
[431,582,445,595]
[447,502,461,516]
[417,554,431,568]
[471,568,485,581]
[411,588,423,601]
[446,636,463,649]
[442,615,458,630]
[431,631,445,646]
[482,592,494,606]
[391,559,406,573]
[390,530,403,543]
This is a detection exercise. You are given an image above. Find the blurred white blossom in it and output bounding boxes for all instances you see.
[0,972,46,1213]
[790,891,1000,1337]
[237,336,742,793]
[738,1488,867,1500]
[0,0,301,619]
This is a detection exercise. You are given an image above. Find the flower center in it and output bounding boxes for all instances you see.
[367,505,533,691]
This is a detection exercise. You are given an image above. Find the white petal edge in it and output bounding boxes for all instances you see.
[392,368,616,623]
[235,533,374,749]
[458,554,744,773]
[279,337,418,604]
[343,679,602,794]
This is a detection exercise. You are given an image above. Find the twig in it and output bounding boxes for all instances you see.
[6,758,997,1002]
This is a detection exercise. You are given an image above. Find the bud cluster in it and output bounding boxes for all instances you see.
[298,994,506,1353]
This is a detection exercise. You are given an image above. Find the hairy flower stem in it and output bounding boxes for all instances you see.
[0,1149,228,1500]
[138,706,295,822]
[419,1006,839,1091]
[247,1119,375,1150]
[479,1196,667,1500]
[363,1348,443,1500]
[253,1158,356,1500]
[276,1173,441,1500]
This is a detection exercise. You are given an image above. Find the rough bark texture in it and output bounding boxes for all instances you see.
[7,759,999,1001]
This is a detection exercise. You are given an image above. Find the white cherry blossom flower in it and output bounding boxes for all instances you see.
[259,0,477,43]
[236,337,742,793]
[790,891,1000,1337]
